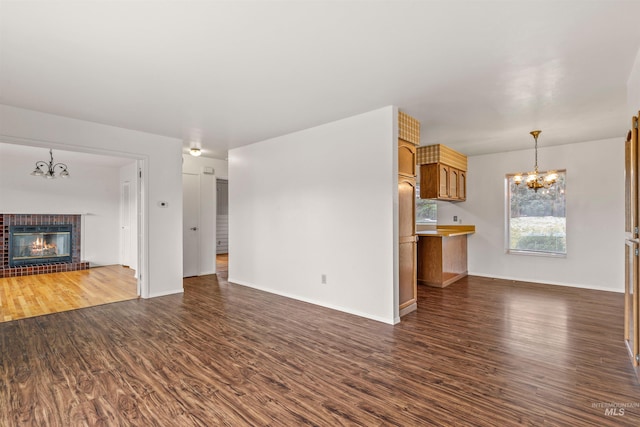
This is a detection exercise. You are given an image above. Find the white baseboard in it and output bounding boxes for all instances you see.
[468,272,623,293]
[228,277,397,325]
[147,288,184,298]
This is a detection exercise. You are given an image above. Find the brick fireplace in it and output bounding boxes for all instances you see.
[0,214,89,278]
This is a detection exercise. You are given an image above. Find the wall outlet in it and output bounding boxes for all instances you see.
[321,274,327,284]
[453,215,458,222]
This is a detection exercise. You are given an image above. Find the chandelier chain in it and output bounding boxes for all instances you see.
[513,130,557,192]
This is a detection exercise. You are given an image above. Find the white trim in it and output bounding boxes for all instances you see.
[392,105,400,322]
[0,134,143,160]
[148,288,184,298]
[138,158,149,298]
[468,272,622,293]
[228,278,398,325]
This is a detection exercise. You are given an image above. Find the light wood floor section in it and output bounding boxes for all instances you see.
[0,265,138,322]
[1,260,639,425]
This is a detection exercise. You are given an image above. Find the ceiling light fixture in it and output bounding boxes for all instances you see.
[513,130,557,192]
[189,142,202,157]
[30,149,70,179]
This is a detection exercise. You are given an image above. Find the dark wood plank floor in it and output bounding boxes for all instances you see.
[1,260,639,426]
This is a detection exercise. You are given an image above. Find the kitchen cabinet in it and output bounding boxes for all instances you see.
[458,170,466,200]
[398,177,417,315]
[625,111,640,377]
[625,239,638,369]
[419,163,466,201]
[416,226,474,287]
[398,111,420,317]
[398,139,416,178]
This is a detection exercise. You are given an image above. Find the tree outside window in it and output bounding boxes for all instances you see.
[507,171,566,255]
[416,183,437,224]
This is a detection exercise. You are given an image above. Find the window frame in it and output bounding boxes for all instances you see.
[415,182,437,225]
[505,170,567,258]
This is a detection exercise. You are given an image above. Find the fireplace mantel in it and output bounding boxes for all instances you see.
[1,214,89,278]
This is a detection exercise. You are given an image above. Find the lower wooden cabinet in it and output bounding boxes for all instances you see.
[398,177,417,316]
[417,234,468,287]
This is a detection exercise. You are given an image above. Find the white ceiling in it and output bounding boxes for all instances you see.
[2,1,640,160]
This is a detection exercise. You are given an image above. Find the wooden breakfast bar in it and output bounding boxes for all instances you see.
[416,225,475,287]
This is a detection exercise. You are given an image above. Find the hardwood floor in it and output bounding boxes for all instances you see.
[1,265,639,425]
[0,266,138,322]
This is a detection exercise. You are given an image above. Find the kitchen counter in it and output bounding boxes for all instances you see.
[416,225,475,287]
[416,225,475,237]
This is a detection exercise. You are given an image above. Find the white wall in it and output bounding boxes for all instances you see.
[0,144,124,266]
[438,137,625,292]
[628,46,640,114]
[182,155,229,275]
[0,105,183,298]
[229,106,398,324]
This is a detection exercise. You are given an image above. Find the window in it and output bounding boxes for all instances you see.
[416,183,437,224]
[506,171,566,256]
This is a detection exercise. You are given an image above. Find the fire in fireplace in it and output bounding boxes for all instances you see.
[9,225,73,267]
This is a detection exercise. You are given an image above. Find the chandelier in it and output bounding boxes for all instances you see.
[30,149,70,179]
[513,130,557,192]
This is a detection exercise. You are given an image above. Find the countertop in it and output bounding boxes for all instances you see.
[416,225,475,237]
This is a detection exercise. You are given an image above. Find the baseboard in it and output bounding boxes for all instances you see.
[399,302,417,317]
[228,277,397,325]
[468,272,623,293]
[147,288,184,298]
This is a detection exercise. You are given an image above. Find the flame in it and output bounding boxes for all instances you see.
[29,236,57,255]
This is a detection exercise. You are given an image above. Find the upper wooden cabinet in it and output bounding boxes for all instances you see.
[417,144,467,201]
[420,163,466,201]
[398,139,416,178]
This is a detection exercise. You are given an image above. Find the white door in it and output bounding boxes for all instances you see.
[183,173,200,277]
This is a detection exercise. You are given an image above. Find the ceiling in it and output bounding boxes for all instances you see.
[1,1,640,160]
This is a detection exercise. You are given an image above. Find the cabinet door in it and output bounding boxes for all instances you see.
[398,139,416,178]
[449,168,458,199]
[398,178,417,313]
[625,240,639,366]
[628,118,639,239]
[419,164,438,199]
[458,171,466,201]
[438,164,450,198]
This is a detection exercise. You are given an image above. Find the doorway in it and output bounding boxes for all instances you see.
[0,143,143,319]
[216,179,228,255]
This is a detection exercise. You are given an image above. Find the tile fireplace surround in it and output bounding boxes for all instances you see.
[0,214,89,278]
